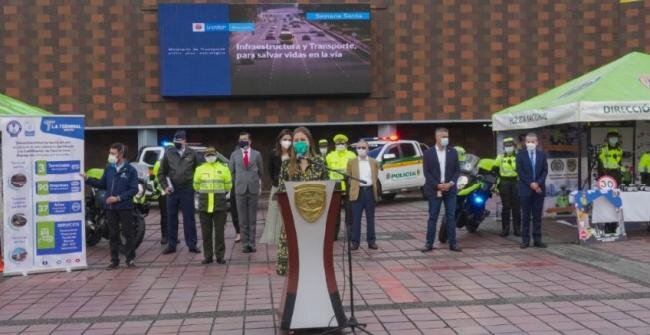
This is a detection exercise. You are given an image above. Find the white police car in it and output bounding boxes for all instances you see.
[354,136,429,200]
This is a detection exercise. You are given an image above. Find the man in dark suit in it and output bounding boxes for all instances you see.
[229,132,263,253]
[422,128,462,252]
[516,132,548,249]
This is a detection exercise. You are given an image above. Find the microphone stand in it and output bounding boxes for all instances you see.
[319,164,373,335]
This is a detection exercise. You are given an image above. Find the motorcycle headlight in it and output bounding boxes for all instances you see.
[457,176,469,190]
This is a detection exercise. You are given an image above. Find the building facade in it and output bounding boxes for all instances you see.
[1,0,649,177]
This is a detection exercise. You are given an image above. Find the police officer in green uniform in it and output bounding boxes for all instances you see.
[318,138,329,157]
[495,137,521,237]
[598,129,624,185]
[638,151,650,186]
[193,147,233,265]
[326,134,357,240]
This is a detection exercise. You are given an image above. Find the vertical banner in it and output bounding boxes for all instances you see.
[2,116,85,276]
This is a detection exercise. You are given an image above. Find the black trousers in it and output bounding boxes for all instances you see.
[520,193,544,245]
[229,193,240,234]
[199,211,227,260]
[106,209,135,264]
[159,194,167,239]
[641,173,650,186]
[499,179,521,234]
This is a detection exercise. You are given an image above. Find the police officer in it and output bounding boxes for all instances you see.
[495,138,521,237]
[319,138,329,157]
[194,147,233,265]
[598,129,624,185]
[326,134,357,240]
[639,151,650,186]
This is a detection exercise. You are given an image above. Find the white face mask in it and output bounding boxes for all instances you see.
[608,137,618,146]
[319,148,328,156]
[440,137,449,147]
[336,144,346,151]
[526,142,537,151]
[357,148,368,158]
[205,156,217,163]
[280,140,292,150]
[107,154,118,165]
[504,146,514,154]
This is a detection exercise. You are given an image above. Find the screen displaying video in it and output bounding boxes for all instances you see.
[159,3,371,97]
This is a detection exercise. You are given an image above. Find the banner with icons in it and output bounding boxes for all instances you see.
[1,116,86,276]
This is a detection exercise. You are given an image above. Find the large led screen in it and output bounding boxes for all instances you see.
[158,3,371,97]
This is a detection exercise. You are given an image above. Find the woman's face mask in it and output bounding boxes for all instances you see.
[357,148,368,158]
[280,140,292,150]
[293,140,309,156]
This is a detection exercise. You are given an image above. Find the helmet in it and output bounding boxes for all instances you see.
[318,139,328,147]
[454,146,466,162]
[606,128,620,138]
[503,137,515,145]
[333,134,349,144]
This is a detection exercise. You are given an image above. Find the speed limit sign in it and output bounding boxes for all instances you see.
[597,175,618,191]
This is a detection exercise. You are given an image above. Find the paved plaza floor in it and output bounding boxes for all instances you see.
[2,196,650,334]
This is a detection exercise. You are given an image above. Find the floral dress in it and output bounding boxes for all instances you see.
[276,156,329,276]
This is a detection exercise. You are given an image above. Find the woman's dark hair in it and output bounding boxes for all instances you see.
[274,128,293,154]
[110,142,128,158]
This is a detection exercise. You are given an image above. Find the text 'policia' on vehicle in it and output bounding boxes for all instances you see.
[352,136,429,201]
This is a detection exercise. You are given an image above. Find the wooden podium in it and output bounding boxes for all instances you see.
[276,181,346,330]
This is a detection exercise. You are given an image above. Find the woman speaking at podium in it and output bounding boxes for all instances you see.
[276,126,329,276]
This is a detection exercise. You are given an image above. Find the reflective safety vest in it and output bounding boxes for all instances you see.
[193,162,232,213]
[598,145,623,170]
[639,152,650,174]
[325,150,356,191]
[152,161,163,192]
[495,154,517,177]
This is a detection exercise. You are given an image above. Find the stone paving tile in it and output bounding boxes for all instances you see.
[1,197,650,334]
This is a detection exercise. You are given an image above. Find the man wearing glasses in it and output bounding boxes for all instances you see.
[346,139,380,250]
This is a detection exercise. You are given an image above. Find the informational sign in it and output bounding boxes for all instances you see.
[158,3,371,96]
[2,116,86,276]
[573,188,626,244]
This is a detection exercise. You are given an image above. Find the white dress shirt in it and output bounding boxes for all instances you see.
[358,158,373,186]
[436,146,446,183]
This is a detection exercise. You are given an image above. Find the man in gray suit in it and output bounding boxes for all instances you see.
[229,132,263,253]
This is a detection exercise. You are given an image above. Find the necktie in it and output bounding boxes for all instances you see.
[243,150,249,169]
[529,151,535,172]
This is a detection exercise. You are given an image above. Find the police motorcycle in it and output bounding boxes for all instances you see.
[84,163,151,254]
[439,154,498,243]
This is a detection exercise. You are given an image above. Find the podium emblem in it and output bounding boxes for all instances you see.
[294,183,326,223]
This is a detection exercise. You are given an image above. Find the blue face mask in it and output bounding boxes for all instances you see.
[440,137,449,147]
[293,141,309,156]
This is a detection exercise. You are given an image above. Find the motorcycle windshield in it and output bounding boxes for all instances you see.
[130,162,150,181]
[460,154,479,174]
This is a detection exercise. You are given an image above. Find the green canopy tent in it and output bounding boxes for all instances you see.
[0,93,53,116]
[492,51,650,131]
[492,51,650,188]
